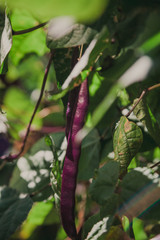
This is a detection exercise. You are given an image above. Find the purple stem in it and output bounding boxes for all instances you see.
[0,52,54,162]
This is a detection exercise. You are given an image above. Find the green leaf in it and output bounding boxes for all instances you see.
[51,27,109,94]
[10,8,38,31]
[7,54,53,91]
[78,129,101,181]
[122,216,130,233]
[0,56,8,74]
[0,162,15,187]
[0,10,12,70]
[82,213,101,240]
[100,194,119,219]
[113,116,143,174]
[61,37,99,90]
[26,202,53,225]
[0,187,33,240]
[103,226,130,240]
[10,30,48,65]
[89,161,119,205]
[47,18,97,49]
[139,129,157,152]
[53,48,73,87]
[132,218,148,240]
[3,87,42,139]
[133,98,160,146]
[86,83,121,129]
[19,201,60,237]
[3,0,109,23]
[50,27,112,102]
[116,10,148,48]
[83,51,149,135]
[119,167,160,220]
[9,132,65,201]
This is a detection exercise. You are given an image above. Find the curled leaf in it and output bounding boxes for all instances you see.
[113,116,143,174]
[133,98,160,146]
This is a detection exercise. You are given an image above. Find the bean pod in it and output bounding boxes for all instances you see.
[60,78,89,239]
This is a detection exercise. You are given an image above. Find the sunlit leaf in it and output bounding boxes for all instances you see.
[11,8,38,30]
[2,0,109,23]
[132,218,148,240]
[3,87,42,138]
[0,10,12,71]
[10,30,48,65]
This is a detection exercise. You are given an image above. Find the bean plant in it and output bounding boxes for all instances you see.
[0,0,160,240]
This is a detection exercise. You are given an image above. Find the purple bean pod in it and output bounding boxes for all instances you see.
[65,87,80,140]
[61,78,89,239]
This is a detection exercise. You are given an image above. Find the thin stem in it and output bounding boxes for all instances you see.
[125,90,147,117]
[150,161,160,169]
[18,52,53,155]
[125,82,160,118]
[12,22,48,35]
[148,83,160,91]
[0,52,54,162]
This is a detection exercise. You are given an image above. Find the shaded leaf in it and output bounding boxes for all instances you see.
[47,18,97,49]
[118,167,160,221]
[0,161,15,186]
[82,213,101,240]
[89,161,119,205]
[113,116,143,174]
[78,129,101,181]
[51,27,109,95]
[100,194,119,219]
[133,98,160,146]
[9,132,65,201]
[53,48,73,87]
[61,37,99,90]
[83,51,149,136]
[104,226,131,240]
[0,187,33,240]
[139,129,157,152]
